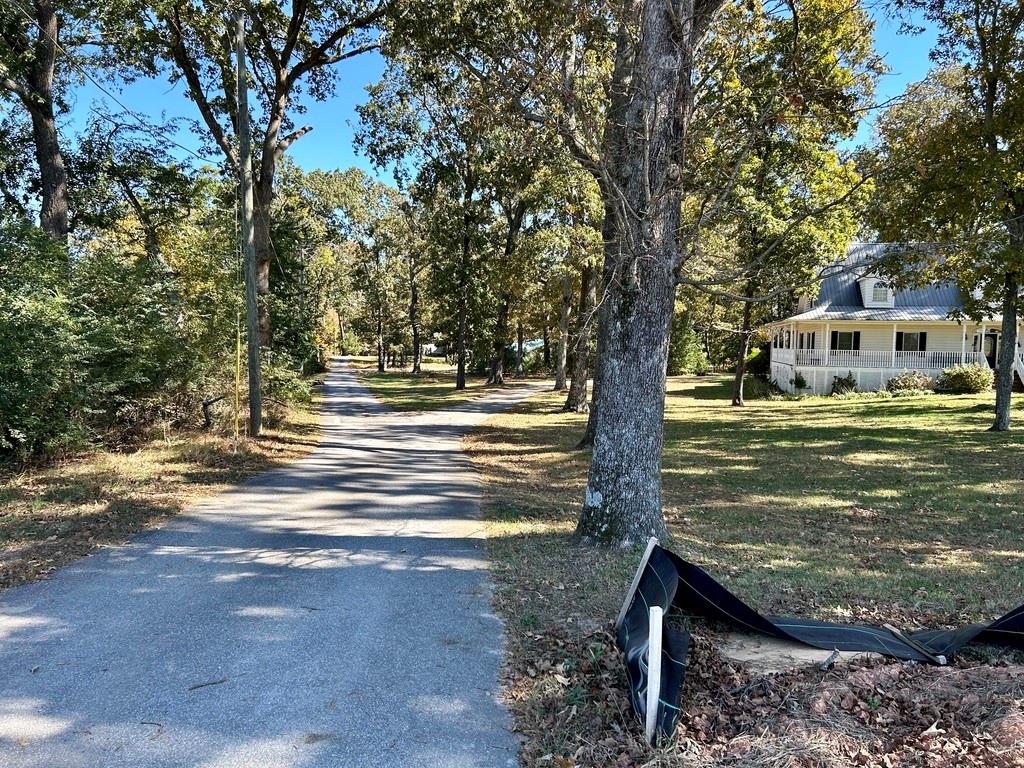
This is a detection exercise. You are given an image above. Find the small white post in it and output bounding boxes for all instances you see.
[644,606,664,746]
[961,323,967,365]
[824,323,831,366]
[891,323,898,367]
[615,537,659,631]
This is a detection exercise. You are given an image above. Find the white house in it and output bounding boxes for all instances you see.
[768,243,1024,395]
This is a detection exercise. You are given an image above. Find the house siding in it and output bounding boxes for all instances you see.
[769,322,988,395]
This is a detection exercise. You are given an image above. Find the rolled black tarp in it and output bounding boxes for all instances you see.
[615,540,1024,742]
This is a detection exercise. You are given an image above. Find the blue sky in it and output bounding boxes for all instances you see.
[68,8,936,179]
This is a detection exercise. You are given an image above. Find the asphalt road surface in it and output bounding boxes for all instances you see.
[0,363,544,768]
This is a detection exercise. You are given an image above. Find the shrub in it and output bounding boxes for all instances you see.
[830,371,858,396]
[743,376,783,400]
[0,220,86,458]
[832,390,894,401]
[886,370,933,393]
[936,364,994,394]
[791,371,808,390]
[746,347,770,378]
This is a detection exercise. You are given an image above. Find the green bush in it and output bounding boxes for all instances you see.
[830,371,858,396]
[791,371,808,390]
[936,364,994,394]
[746,347,770,378]
[743,376,783,400]
[886,370,933,393]
[0,220,86,458]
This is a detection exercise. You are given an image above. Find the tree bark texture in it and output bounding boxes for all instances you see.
[731,281,756,407]
[488,295,510,385]
[564,262,596,412]
[992,272,1019,431]
[2,0,70,240]
[576,0,724,546]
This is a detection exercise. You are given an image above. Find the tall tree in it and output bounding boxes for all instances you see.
[106,0,387,343]
[685,1,877,406]
[0,0,75,240]
[873,1,1024,430]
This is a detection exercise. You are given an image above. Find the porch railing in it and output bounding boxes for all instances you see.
[775,349,989,369]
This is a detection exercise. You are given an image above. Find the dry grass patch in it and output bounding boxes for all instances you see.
[0,399,319,589]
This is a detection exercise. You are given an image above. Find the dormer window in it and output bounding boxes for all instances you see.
[858,275,896,308]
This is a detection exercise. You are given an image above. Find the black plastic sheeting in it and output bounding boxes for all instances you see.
[616,543,1024,742]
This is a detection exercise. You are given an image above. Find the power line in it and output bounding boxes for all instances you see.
[2,0,218,166]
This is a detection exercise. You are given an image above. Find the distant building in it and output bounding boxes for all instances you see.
[768,243,1024,394]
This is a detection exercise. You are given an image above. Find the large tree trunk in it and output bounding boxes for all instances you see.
[7,0,70,241]
[455,177,475,391]
[991,271,1019,431]
[576,0,722,546]
[488,295,510,385]
[731,281,756,407]
[554,274,573,390]
[564,262,597,412]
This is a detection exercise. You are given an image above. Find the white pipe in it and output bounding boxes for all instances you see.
[644,606,664,746]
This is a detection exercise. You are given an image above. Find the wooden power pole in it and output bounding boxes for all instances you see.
[234,12,262,436]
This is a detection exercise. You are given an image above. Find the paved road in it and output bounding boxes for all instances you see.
[0,364,544,768]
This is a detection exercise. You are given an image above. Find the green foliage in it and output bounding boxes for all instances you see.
[0,219,84,456]
[791,372,808,390]
[745,346,770,378]
[936,364,994,394]
[886,370,933,393]
[667,303,709,375]
[830,371,858,396]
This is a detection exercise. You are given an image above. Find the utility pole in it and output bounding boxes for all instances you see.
[235,11,262,436]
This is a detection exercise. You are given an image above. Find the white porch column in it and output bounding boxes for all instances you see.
[980,323,986,366]
[824,322,831,367]
[960,322,967,364]
[891,323,897,367]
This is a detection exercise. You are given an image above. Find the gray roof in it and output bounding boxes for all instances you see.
[785,243,962,322]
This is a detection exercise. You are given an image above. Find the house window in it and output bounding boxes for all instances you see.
[872,283,889,303]
[831,331,861,351]
[896,331,927,352]
[798,332,816,350]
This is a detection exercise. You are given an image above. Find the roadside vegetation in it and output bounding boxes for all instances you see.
[0,399,318,591]
[467,376,1024,766]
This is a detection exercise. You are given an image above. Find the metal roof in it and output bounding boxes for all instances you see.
[782,243,962,323]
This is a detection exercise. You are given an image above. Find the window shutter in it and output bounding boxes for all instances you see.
[810,332,816,350]
[895,332,904,352]
[919,332,927,351]
[831,331,838,350]
[853,331,861,350]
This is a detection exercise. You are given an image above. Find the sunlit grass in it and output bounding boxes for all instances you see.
[350,357,542,412]
[468,375,1024,627]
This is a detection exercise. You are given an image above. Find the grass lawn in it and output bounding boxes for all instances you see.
[465,376,1024,766]
[0,399,319,590]
[351,357,544,412]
